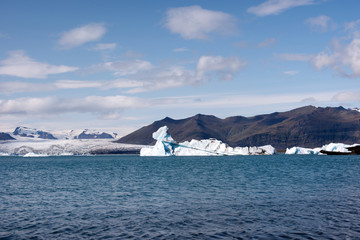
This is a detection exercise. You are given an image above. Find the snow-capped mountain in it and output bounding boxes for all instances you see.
[54,129,117,140]
[10,127,118,140]
[13,127,57,139]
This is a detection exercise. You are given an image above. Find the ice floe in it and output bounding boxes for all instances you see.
[140,126,277,156]
[286,143,360,155]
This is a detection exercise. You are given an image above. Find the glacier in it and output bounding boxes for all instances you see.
[140,126,277,156]
[0,138,145,157]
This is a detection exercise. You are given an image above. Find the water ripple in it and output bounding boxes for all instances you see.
[0,155,360,239]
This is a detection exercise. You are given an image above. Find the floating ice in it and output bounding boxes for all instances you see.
[140,126,276,156]
[286,143,360,155]
[285,147,322,155]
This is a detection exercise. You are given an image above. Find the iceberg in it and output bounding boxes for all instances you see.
[286,143,360,155]
[285,147,322,155]
[140,126,276,156]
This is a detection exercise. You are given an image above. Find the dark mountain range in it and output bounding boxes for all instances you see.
[117,106,360,151]
[0,133,15,141]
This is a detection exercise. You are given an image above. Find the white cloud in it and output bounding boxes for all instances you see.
[0,95,146,116]
[279,37,360,78]
[100,79,145,89]
[0,55,247,94]
[0,91,340,118]
[283,70,299,76]
[164,5,236,40]
[0,50,78,79]
[0,79,146,94]
[306,15,333,32]
[173,47,188,52]
[197,56,248,80]
[332,91,360,102]
[127,56,247,93]
[125,66,202,93]
[122,50,143,59]
[54,80,103,89]
[58,23,107,49]
[310,37,360,77]
[0,82,53,94]
[345,19,360,32]
[258,38,276,48]
[248,0,314,17]
[102,60,153,76]
[277,53,312,61]
[0,97,59,115]
[92,43,117,51]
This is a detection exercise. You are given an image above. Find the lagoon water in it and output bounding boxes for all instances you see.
[1,155,360,239]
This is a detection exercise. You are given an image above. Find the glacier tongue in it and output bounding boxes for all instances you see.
[140,126,277,156]
[0,138,144,156]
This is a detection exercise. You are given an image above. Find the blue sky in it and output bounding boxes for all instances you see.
[1,0,360,135]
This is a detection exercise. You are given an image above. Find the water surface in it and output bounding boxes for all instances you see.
[1,155,360,239]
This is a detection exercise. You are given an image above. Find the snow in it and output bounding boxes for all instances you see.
[52,129,117,139]
[140,126,277,156]
[0,138,145,156]
[351,107,360,113]
[12,126,55,139]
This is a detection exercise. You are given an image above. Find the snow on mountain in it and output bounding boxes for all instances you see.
[351,107,360,113]
[13,126,57,139]
[53,129,118,140]
[140,126,277,156]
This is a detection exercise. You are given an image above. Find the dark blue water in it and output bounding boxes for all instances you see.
[1,155,360,239]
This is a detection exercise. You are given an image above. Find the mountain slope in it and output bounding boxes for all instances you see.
[0,133,15,141]
[13,127,57,139]
[117,106,360,151]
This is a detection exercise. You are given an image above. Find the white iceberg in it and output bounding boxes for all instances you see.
[321,143,352,153]
[140,126,277,156]
[286,143,360,155]
[285,147,322,155]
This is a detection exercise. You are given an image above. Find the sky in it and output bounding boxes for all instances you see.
[1,0,360,135]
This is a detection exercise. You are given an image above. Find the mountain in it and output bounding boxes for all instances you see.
[73,129,115,139]
[13,127,57,139]
[0,132,15,140]
[59,129,117,140]
[117,106,360,151]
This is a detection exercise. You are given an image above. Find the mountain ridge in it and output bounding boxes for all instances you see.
[116,106,360,151]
